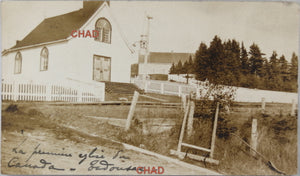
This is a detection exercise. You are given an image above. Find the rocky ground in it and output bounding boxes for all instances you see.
[1,102,219,175]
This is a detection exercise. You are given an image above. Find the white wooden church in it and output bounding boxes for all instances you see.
[1,1,134,102]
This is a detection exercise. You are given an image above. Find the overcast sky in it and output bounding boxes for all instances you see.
[1,1,299,61]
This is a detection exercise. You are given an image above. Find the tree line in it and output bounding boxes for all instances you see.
[169,35,298,92]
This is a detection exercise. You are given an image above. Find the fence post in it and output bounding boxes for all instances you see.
[144,81,148,93]
[178,85,182,97]
[125,91,139,131]
[100,83,105,101]
[78,86,83,102]
[187,101,195,138]
[261,97,265,114]
[224,104,230,114]
[12,81,18,101]
[45,84,52,101]
[182,94,187,112]
[291,99,296,116]
[210,102,219,158]
[250,119,258,156]
[160,83,164,94]
[196,87,201,100]
[177,100,191,153]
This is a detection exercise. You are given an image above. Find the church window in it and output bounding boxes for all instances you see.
[14,52,22,74]
[40,47,49,71]
[95,18,111,44]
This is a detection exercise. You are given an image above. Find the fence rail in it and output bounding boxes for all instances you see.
[2,79,105,102]
[133,78,199,98]
[132,78,298,103]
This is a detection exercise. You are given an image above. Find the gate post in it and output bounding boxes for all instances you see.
[125,91,139,131]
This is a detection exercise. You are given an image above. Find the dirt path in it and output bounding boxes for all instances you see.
[1,128,219,175]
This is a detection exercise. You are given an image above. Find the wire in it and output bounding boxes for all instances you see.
[230,132,286,175]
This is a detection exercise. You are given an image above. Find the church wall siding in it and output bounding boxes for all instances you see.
[67,3,132,83]
[2,41,70,83]
[2,3,132,85]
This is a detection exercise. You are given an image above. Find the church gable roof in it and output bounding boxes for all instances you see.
[139,52,193,64]
[11,1,106,49]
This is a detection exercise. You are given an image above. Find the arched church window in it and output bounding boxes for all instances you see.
[95,18,112,44]
[14,52,22,74]
[40,47,49,71]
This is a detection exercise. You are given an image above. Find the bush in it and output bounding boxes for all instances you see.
[197,81,236,110]
[5,104,19,113]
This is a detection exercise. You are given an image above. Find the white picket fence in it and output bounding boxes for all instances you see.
[1,78,105,102]
[132,78,298,103]
[133,78,198,97]
[168,74,205,86]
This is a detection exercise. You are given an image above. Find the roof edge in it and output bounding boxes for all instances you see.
[66,1,107,40]
[2,39,69,55]
[71,1,134,53]
[3,1,135,55]
[108,8,135,54]
[148,52,194,55]
[104,2,135,53]
[4,1,107,54]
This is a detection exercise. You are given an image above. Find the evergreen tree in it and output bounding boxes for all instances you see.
[182,60,189,74]
[288,52,298,92]
[176,60,183,74]
[169,63,176,74]
[194,42,209,81]
[267,51,280,89]
[279,55,288,82]
[192,36,297,92]
[184,55,194,83]
[207,35,225,84]
[187,55,194,73]
[261,58,270,81]
[249,43,264,77]
[269,51,279,74]
[225,39,241,85]
[240,42,249,75]
[289,52,298,82]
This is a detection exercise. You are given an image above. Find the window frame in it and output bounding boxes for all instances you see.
[94,18,112,44]
[14,51,22,74]
[40,47,49,71]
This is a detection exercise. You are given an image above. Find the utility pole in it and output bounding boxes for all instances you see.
[140,14,153,81]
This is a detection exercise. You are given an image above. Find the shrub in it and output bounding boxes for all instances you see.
[5,104,19,113]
